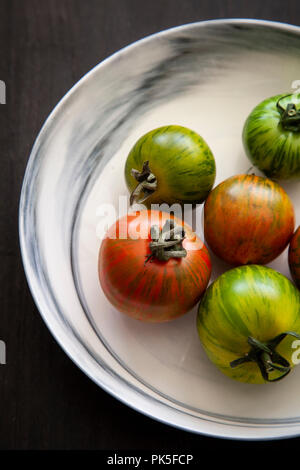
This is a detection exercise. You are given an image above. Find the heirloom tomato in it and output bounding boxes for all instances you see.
[197,265,300,384]
[124,125,216,207]
[204,174,294,265]
[243,93,300,180]
[289,226,300,289]
[98,210,211,322]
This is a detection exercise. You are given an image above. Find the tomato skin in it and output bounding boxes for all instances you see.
[289,226,300,289]
[243,93,300,180]
[204,174,295,265]
[197,265,300,384]
[124,125,216,206]
[98,210,211,322]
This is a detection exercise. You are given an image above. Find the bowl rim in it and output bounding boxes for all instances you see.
[19,18,300,441]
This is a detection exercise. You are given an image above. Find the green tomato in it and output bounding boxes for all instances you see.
[197,265,300,384]
[243,93,300,180]
[124,125,216,207]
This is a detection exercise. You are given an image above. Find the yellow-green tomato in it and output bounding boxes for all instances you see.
[125,125,216,207]
[197,265,300,384]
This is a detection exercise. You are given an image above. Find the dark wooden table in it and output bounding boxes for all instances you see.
[1,0,300,451]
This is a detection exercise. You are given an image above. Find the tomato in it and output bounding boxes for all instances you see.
[289,226,300,289]
[98,210,211,322]
[197,265,300,384]
[124,125,216,207]
[243,93,300,180]
[204,174,294,265]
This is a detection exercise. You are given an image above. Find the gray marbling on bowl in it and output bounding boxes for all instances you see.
[19,19,300,440]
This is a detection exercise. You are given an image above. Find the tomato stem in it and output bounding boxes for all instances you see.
[230,331,300,382]
[130,161,157,205]
[277,94,300,132]
[145,219,187,263]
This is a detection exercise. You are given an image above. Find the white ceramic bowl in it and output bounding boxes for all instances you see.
[19,19,300,440]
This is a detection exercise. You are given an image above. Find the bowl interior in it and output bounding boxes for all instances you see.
[20,19,300,439]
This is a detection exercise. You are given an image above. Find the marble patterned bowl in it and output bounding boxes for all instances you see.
[19,19,300,440]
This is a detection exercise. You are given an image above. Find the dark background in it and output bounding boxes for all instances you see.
[1,0,300,452]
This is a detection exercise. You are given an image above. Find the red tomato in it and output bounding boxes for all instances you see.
[98,210,211,322]
[289,226,300,289]
[204,174,295,265]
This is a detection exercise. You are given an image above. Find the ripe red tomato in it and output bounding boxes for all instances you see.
[289,226,300,289]
[98,210,211,322]
[204,174,295,265]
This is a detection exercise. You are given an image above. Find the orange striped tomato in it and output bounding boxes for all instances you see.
[289,226,300,289]
[204,174,295,265]
[98,210,211,322]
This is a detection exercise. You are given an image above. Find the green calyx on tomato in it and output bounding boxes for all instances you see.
[230,332,300,382]
[145,219,187,263]
[277,94,300,132]
[130,160,158,205]
[125,125,216,207]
